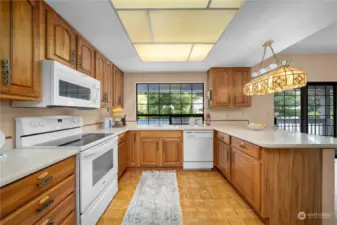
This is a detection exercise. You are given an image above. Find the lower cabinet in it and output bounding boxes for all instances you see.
[139,131,183,167]
[140,137,160,167]
[231,148,261,211]
[162,138,182,167]
[118,136,127,178]
[128,131,140,167]
[217,141,231,180]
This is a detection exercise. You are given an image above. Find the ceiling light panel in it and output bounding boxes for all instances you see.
[118,11,152,43]
[210,0,244,8]
[150,10,237,43]
[135,44,192,62]
[111,0,209,9]
[188,44,214,61]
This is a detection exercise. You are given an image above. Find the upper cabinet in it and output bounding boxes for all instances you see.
[114,67,124,108]
[105,60,114,108]
[46,10,76,69]
[77,36,95,77]
[208,67,251,108]
[0,0,41,100]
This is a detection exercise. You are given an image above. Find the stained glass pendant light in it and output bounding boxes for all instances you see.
[243,40,307,96]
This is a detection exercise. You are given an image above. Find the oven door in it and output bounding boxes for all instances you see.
[80,137,118,213]
[51,62,100,108]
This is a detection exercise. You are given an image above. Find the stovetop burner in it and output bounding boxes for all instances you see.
[35,133,113,147]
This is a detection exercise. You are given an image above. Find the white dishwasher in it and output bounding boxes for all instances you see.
[183,131,214,170]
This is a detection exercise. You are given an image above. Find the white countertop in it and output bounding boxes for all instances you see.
[93,123,337,149]
[0,148,79,188]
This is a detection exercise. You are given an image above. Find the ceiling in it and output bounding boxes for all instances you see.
[282,21,337,54]
[46,0,337,72]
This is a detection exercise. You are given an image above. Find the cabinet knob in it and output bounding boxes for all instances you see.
[239,142,245,149]
[71,50,76,65]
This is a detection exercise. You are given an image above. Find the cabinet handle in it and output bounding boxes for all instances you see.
[79,56,83,68]
[156,142,159,151]
[37,199,54,213]
[36,176,54,188]
[71,50,76,65]
[40,219,55,225]
[2,59,10,86]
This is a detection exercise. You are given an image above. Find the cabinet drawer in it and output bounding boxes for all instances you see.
[35,193,75,225]
[231,137,260,160]
[217,132,230,145]
[1,175,75,225]
[118,132,126,143]
[140,131,181,138]
[0,157,75,219]
[60,211,76,225]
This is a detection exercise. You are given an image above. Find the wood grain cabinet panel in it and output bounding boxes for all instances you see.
[232,68,251,107]
[0,0,41,100]
[208,67,251,108]
[231,149,261,212]
[0,175,75,225]
[0,157,75,219]
[77,36,95,77]
[114,67,123,108]
[35,193,75,225]
[95,51,106,107]
[140,138,159,167]
[105,60,114,108]
[46,10,76,69]
[217,141,231,180]
[162,138,182,167]
[118,140,127,178]
[128,131,140,167]
[60,211,76,225]
[231,137,261,160]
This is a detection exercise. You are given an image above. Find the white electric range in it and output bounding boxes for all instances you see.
[16,116,118,225]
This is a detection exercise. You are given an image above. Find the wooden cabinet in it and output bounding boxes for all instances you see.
[0,157,76,225]
[140,137,160,167]
[114,67,123,108]
[118,137,127,178]
[217,141,231,180]
[46,10,76,69]
[232,68,251,107]
[208,67,251,108]
[105,60,114,108]
[231,149,261,212]
[0,0,41,100]
[128,131,140,167]
[162,138,182,167]
[139,131,182,167]
[77,36,95,77]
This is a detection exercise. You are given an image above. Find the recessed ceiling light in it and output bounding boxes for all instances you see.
[210,0,244,8]
[150,10,237,43]
[111,0,209,9]
[188,44,214,61]
[118,11,152,43]
[135,44,193,62]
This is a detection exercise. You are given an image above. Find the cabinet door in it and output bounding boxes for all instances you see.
[140,138,159,167]
[0,0,41,100]
[217,141,231,180]
[95,51,106,107]
[162,138,182,167]
[105,60,114,108]
[231,149,261,211]
[47,11,76,69]
[128,131,140,167]
[232,68,251,107]
[118,141,127,178]
[120,71,124,108]
[114,67,122,107]
[77,36,95,77]
[211,68,233,106]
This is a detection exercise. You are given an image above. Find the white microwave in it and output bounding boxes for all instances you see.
[13,60,100,109]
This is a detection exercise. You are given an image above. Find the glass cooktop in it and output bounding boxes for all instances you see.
[35,133,113,147]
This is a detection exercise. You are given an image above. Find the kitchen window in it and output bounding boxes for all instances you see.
[274,83,337,137]
[136,83,204,125]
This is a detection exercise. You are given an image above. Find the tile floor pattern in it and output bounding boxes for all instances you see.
[97,169,264,225]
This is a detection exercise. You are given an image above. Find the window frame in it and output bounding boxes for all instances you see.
[136,83,205,125]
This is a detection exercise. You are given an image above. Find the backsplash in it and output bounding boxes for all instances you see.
[0,100,111,146]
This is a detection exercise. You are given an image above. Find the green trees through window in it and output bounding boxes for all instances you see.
[137,83,204,125]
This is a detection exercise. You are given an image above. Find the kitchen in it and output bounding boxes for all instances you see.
[0,0,337,225]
